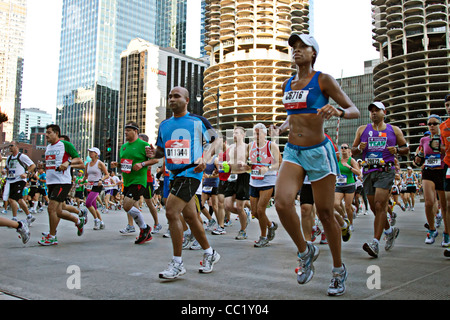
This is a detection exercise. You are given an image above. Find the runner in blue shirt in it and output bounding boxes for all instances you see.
[147,86,220,280]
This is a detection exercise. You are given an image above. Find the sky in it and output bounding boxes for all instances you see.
[21,0,379,120]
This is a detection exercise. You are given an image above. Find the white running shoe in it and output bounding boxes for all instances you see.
[199,250,220,274]
[159,260,186,279]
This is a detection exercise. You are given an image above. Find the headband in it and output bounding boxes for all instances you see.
[125,124,139,131]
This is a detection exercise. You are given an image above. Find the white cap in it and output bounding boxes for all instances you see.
[288,33,319,55]
[368,102,386,111]
[88,147,101,156]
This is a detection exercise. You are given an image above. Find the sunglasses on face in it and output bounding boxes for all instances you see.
[341,146,349,149]
[427,122,440,126]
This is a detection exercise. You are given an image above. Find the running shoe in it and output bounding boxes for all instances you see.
[26,215,36,227]
[16,220,30,244]
[163,227,171,238]
[77,217,86,236]
[363,240,379,258]
[119,224,136,234]
[211,226,226,235]
[320,233,328,245]
[444,249,450,258]
[152,223,162,234]
[99,221,105,230]
[244,207,251,229]
[135,225,152,244]
[235,230,247,240]
[199,250,220,274]
[206,218,217,232]
[224,219,232,227]
[159,259,186,279]
[182,232,194,249]
[390,212,397,226]
[425,230,438,244]
[38,234,58,246]
[296,242,320,285]
[254,236,270,248]
[80,208,88,224]
[385,227,399,251]
[436,214,442,228]
[442,233,450,248]
[341,218,352,242]
[267,221,278,241]
[327,264,348,296]
[311,225,321,242]
[190,239,202,250]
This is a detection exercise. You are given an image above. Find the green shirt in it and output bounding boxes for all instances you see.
[119,138,150,187]
[75,176,84,192]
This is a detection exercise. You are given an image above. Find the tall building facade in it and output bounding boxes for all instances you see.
[202,0,309,144]
[56,0,187,160]
[19,107,53,142]
[371,0,450,160]
[324,59,379,151]
[119,39,208,147]
[156,0,187,54]
[0,0,27,143]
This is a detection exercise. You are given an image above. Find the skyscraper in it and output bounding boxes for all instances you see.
[119,38,207,147]
[0,0,27,143]
[371,0,449,162]
[156,0,188,54]
[202,0,310,145]
[56,0,187,160]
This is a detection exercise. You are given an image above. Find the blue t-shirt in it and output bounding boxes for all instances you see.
[156,112,216,182]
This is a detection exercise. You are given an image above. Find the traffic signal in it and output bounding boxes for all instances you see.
[105,138,112,161]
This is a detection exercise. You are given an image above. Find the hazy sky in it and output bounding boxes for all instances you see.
[21,0,378,119]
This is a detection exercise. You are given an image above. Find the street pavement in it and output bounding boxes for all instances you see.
[0,198,449,301]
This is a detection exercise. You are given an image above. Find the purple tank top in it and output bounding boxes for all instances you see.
[361,123,396,174]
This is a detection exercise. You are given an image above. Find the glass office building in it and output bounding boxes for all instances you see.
[56,0,187,160]
[0,0,27,143]
[156,0,187,54]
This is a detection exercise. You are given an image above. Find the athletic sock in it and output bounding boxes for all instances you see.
[173,256,182,264]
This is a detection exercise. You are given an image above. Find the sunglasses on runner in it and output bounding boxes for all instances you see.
[427,122,440,126]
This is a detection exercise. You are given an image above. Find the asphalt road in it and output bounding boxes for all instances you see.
[1,198,449,303]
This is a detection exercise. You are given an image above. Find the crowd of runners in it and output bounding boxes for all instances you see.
[1,33,449,297]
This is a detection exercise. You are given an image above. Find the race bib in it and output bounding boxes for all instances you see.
[86,182,94,191]
[202,186,213,193]
[336,174,347,185]
[45,155,56,170]
[424,154,441,168]
[7,170,15,179]
[365,152,383,166]
[283,90,309,110]
[165,140,191,164]
[251,165,264,180]
[446,167,450,179]
[121,159,133,173]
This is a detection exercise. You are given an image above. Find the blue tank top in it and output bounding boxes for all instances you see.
[203,155,219,187]
[282,71,329,116]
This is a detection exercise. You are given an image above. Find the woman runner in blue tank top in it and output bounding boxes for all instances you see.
[273,33,360,296]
